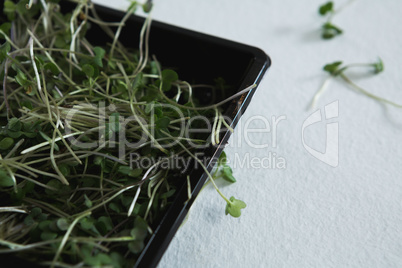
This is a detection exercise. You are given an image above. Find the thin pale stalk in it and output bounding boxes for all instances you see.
[51,212,91,268]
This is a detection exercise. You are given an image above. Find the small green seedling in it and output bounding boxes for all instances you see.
[213,151,246,217]
[225,196,247,218]
[318,1,342,39]
[310,59,402,109]
[318,2,342,39]
[318,1,355,39]
[214,151,237,183]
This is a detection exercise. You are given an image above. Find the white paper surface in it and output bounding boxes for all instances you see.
[92,0,402,267]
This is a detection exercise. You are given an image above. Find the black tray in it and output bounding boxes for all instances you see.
[0,1,271,267]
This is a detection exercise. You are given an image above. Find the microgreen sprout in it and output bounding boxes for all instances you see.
[200,151,246,217]
[170,137,246,218]
[215,152,246,217]
[310,58,402,109]
[318,0,356,39]
[319,2,342,39]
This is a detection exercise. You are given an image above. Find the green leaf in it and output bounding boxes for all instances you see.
[15,69,28,87]
[140,86,161,102]
[58,164,70,177]
[322,22,343,39]
[162,69,178,82]
[23,121,39,132]
[80,216,95,230]
[34,56,44,67]
[142,1,153,13]
[134,216,148,230]
[128,240,144,254]
[8,118,22,131]
[154,104,163,117]
[150,61,159,75]
[225,196,247,218]
[145,101,155,114]
[0,23,11,40]
[0,42,11,61]
[0,168,14,187]
[83,251,112,266]
[84,194,93,208]
[323,61,343,75]
[95,221,107,235]
[108,60,116,70]
[6,130,22,139]
[94,156,104,166]
[110,252,124,268]
[156,117,170,129]
[38,220,52,231]
[23,132,37,138]
[54,35,67,49]
[21,100,33,110]
[129,168,143,178]
[41,231,58,241]
[83,254,101,266]
[98,216,113,232]
[31,207,42,218]
[130,227,147,240]
[82,64,95,78]
[44,62,60,75]
[109,202,121,213]
[0,137,14,150]
[93,46,105,67]
[22,120,39,138]
[373,58,384,74]
[319,1,334,16]
[97,253,113,265]
[159,189,176,199]
[4,0,16,21]
[222,165,236,183]
[127,1,138,13]
[39,131,59,151]
[39,131,50,141]
[117,166,142,177]
[56,218,69,231]
[161,69,178,91]
[218,151,227,166]
[45,179,62,195]
[16,0,34,15]
[25,85,36,96]
[24,215,35,226]
[132,72,143,92]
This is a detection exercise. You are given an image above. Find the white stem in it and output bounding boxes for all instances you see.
[211,108,219,145]
[29,38,41,92]
[39,0,49,34]
[127,162,159,216]
[69,4,85,64]
[51,212,91,268]
[310,77,332,110]
[21,132,83,154]
[0,207,27,214]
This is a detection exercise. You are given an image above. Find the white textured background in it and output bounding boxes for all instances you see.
[94,0,402,267]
